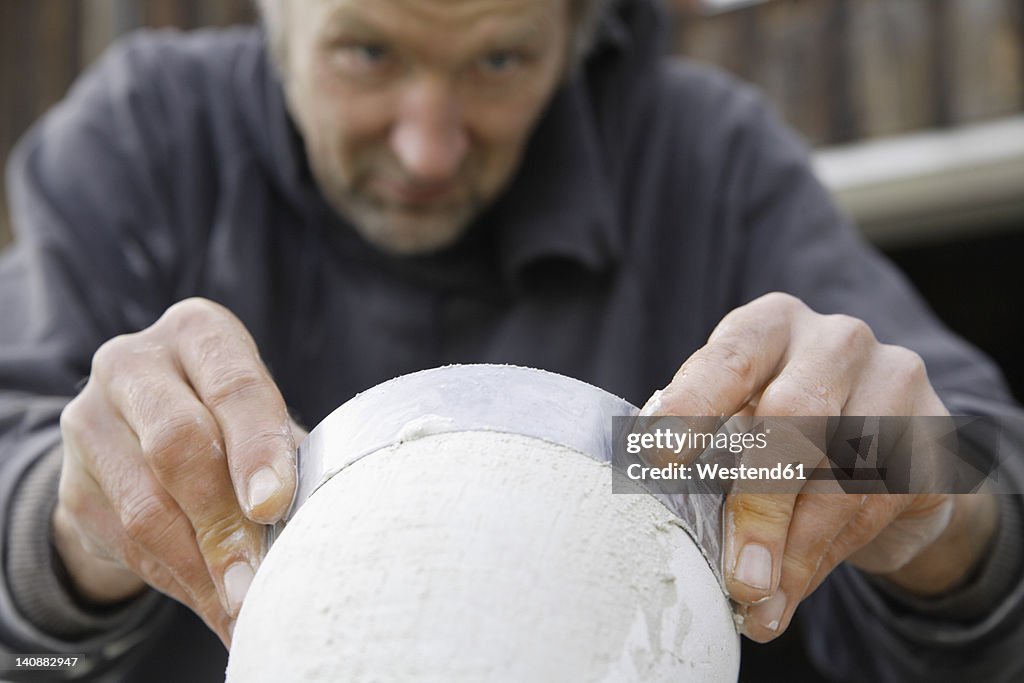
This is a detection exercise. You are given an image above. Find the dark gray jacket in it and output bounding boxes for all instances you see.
[2,1,1022,680]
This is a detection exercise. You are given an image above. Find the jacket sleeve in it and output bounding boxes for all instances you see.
[0,35,183,679]
[723,81,1024,682]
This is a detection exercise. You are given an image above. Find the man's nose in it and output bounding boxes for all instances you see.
[390,79,468,183]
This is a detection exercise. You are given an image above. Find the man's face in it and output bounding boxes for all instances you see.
[279,0,572,255]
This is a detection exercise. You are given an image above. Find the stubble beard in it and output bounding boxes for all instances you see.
[313,157,487,257]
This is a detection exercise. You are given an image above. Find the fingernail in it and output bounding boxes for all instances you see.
[639,389,664,417]
[223,562,254,615]
[753,590,787,632]
[247,467,282,512]
[734,543,772,590]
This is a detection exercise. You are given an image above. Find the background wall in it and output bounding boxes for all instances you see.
[0,0,255,243]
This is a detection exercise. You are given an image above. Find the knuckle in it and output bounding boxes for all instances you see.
[843,502,887,543]
[712,292,805,334]
[91,334,171,400]
[231,427,289,466]
[59,397,89,439]
[90,334,135,376]
[142,410,219,465]
[204,365,268,407]
[119,493,179,549]
[781,553,821,590]
[883,345,929,388]
[122,378,172,428]
[757,382,799,415]
[702,340,757,388]
[163,298,226,331]
[757,291,802,314]
[194,514,248,554]
[827,314,875,349]
[732,495,793,530]
[160,548,211,599]
[57,479,94,522]
[758,380,833,416]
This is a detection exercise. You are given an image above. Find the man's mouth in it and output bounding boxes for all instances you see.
[378,179,458,207]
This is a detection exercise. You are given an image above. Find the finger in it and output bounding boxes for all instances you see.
[105,458,238,631]
[721,420,832,604]
[746,493,911,643]
[655,293,804,419]
[101,350,265,617]
[753,313,876,417]
[70,500,233,644]
[741,489,866,642]
[135,545,233,647]
[69,396,241,623]
[724,492,796,604]
[743,343,951,642]
[845,495,950,574]
[133,551,234,648]
[162,299,297,523]
[724,434,833,607]
[736,334,914,641]
[850,344,946,416]
[836,341,952,551]
[716,313,874,495]
[58,457,233,642]
[54,467,147,600]
[724,312,874,603]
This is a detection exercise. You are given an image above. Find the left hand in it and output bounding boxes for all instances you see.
[644,292,998,642]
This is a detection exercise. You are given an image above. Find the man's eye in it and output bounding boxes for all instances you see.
[353,44,389,63]
[331,43,392,74]
[479,50,523,75]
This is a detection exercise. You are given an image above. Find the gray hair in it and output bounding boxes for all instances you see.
[254,0,613,73]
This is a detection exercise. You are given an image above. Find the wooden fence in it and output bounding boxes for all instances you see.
[2,0,1023,243]
[0,0,255,243]
[673,0,1024,145]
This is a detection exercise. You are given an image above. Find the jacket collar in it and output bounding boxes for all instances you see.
[480,1,646,289]
[473,72,623,290]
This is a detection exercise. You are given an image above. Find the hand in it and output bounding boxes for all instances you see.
[644,292,999,642]
[53,298,304,645]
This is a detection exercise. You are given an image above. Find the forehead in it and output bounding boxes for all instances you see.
[298,0,568,48]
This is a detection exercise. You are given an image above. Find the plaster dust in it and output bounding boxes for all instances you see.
[226,431,739,682]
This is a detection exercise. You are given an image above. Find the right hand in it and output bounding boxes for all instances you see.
[53,298,302,645]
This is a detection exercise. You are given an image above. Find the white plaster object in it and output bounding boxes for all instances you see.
[227,430,739,682]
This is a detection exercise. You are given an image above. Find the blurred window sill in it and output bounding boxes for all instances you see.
[814,115,1024,248]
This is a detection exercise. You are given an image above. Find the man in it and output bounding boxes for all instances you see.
[0,0,1021,679]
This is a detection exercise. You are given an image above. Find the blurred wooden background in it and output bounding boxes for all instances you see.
[2,0,1023,244]
[674,0,1024,145]
[0,0,255,244]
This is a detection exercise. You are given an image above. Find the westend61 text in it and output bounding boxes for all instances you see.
[626,462,807,482]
